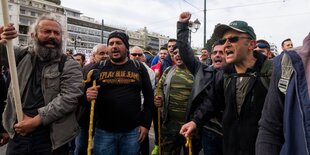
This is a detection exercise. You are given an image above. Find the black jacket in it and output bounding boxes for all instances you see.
[215,51,273,155]
[177,21,215,127]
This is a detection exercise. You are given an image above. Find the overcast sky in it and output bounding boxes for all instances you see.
[62,0,310,53]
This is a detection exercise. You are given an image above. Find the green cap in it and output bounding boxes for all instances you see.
[213,20,256,40]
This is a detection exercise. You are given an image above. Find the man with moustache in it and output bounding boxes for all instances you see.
[74,43,109,155]
[86,31,154,155]
[200,48,210,65]
[0,14,84,155]
[154,46,202,155]
[179,12,273,155]
[201,40,226,155]
[157,11,216,154]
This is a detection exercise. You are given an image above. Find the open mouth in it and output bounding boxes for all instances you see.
[225,50,234,57]
[41,40,59,49]
[214,59,222,63]
[175,57,182,61]
[45,44,56,48]
[110,50,120,58]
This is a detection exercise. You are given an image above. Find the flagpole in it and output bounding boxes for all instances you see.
[1,0,23,122]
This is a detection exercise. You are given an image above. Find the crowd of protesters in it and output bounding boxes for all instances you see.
[0,10,309,155]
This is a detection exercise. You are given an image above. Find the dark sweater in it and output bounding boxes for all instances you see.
[91,60,154,132]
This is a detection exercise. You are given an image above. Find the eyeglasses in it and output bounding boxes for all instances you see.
[131,53,143,57]
[218,36,252,45]
[256,43,269,49]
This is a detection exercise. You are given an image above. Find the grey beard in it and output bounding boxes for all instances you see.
[33,42,62,62]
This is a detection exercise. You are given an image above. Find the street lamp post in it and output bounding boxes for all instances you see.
[74,35,82,51]
[188,18,201,46]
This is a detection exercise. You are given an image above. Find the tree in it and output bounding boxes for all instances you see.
[205,23,221,52]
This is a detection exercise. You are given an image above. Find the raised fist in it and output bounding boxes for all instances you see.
[179,12,192,23]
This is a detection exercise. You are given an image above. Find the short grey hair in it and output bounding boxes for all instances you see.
[130,46,145,56]
[92,44,107,55]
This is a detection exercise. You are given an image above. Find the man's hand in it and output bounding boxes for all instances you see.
[179,12,192,23]
[14,114,42,135]
[154,96,163,107]
[86,85,100,102]
[0,133,9,146]
[138,126,148,143]
[0,23,18,44]
[179,121,197,138]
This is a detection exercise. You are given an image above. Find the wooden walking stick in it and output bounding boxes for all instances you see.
[155,84,162,155]
[157,107,161,155]
[83,70,96,155]
[1,0,23,122]
[185,137,193,155]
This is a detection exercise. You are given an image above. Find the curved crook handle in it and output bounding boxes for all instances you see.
[83,69,94,84]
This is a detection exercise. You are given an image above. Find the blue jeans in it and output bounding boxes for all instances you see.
[93,127,140,155]
[74,126,88,155]
[202,128,223,155]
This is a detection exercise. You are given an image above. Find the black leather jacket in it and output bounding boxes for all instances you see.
[177,21,215,127]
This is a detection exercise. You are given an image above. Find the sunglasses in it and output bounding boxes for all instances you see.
[131,53,143,57]
[219,36,252,45]
[256,43,269,49]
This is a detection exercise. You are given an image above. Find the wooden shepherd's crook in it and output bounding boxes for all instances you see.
[155,85,162,155]
[1,0,23,122]
[83,70,96,155]
[157,107,161,155]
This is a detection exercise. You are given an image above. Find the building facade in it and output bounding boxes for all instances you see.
[1,0,169,56]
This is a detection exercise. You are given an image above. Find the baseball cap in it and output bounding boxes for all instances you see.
[213,20,256,40]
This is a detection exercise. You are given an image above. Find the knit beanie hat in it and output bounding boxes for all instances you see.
[107,31,130,49]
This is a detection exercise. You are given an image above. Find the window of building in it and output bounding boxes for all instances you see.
[31,11,35,16]
[20,18,29,25]
[19,25,29,34]
[20,9,26,14]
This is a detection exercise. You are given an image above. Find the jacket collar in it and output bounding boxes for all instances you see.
[223,51,267,74]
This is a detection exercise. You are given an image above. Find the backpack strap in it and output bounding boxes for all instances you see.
[98,60,108,69]
[223,59,273,91]
[58,54,68,73]
[132,59,142,74]
[259,59,273,90]
[277,53,293,94]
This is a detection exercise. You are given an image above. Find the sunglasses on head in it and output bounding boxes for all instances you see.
[131,53,143,57]
[256,43,269,49]
[218,36,252,45]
